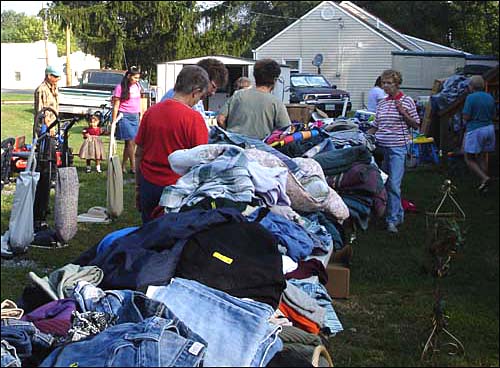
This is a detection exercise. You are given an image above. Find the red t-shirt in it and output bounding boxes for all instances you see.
[135,100,208,187]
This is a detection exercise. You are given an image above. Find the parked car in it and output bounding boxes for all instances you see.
[58,69,157,117]
[289,73,351,117]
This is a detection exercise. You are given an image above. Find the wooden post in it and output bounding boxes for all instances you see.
[65,23,72,86]
[42,6,49,66]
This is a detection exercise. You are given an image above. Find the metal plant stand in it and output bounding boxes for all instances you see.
[421,180,466,362]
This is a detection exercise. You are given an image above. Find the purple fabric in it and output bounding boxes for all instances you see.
[327,163,387,218]
[21,299,77,336]
[329,163,382,195]
[285,259,328,285]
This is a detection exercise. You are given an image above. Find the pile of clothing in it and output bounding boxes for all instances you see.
[2,118,388,367]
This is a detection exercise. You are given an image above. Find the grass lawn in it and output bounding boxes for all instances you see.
[1,93,33,101]
[1,101,498,367]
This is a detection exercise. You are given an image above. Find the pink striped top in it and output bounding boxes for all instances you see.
[374,94,420,147]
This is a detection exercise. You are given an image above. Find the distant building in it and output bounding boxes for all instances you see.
[253,1,481,109]
[1,40,100,90]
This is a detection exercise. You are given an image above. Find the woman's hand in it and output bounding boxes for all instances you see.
[395,100,418,129]
[395,100,407,116]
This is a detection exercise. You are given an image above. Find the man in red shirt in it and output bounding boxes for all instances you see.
[134,65,210,223]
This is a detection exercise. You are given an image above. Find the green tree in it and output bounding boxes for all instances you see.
[204,1,321,57]
[1,10,80,56]
[449,1,499,55]
[353,1,499,55]
[47,1,256,82]
[1,11,42,43]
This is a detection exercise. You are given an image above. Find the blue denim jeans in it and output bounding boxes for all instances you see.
[288,279,344,336]
[1,340,21,367]
[40,316,206,367]
[73,281,204,342]
[0,319,54,364]
[380,145,406,225]
[147,278,283,367]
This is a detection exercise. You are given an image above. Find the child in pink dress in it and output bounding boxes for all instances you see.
[79,114,107,173]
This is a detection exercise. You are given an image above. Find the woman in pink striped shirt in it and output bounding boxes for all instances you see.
[368,69,420,233]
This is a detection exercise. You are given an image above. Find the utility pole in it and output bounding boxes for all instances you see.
[42,4,49,66]
[65,23,72,86]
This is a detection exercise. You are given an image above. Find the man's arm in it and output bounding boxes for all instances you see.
[276,101,292,129]
[217,97,231,129]
[216,114,227,129]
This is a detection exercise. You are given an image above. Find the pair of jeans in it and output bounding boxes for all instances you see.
[139,172,165,224]
[1,319,54,365]
[1,340,21,367]
[379,145,406,225]
[40,316,206,367]
[288,279,344,336]
[73,281,201,342]
[147,278,283,367]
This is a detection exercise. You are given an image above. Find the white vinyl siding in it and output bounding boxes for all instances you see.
[255,2,398,110]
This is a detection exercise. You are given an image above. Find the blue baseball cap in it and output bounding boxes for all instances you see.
[45,65,62,77]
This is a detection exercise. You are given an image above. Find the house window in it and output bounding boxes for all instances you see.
[283,59,302,73]
[14,72,21,81]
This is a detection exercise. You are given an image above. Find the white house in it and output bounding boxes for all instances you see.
[253,1,471,109]
[1,40,100,90]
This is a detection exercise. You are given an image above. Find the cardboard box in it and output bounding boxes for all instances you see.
[325,263,350,299]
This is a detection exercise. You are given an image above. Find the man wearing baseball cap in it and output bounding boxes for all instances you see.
[34,65,62,136]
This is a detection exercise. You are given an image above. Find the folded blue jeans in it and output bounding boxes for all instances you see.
[72,281,205,348]
[1,340,21,367]
[288,279,344,336]
[0,319,54,364]
[40,316,206,367]
[147,278,283,367]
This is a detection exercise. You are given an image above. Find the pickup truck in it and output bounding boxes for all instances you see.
[58,69,156,117]
[289,73,352,117]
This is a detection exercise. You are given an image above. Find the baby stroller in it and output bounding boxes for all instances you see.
[32,107,79,248]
